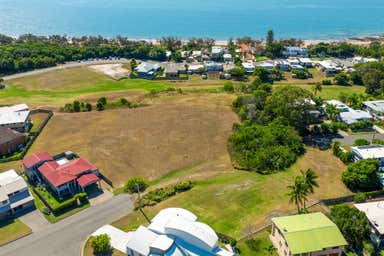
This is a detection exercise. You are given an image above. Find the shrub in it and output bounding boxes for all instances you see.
[322,79,332,85]
[354,192,367,203]
[349,120,373,132]
[124,177,148,193]
[334,72,350,86]
[223,81,234,92]
[354,138,370,146]
[373,138,384,145]
[91,234,111,254]
[331,142,355,164]
[292,69,309,79]
[342,159,381,191]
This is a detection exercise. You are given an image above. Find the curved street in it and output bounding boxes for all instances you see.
[0,194,133,256]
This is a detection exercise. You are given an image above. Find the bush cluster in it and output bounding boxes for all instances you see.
[139,181,194,207]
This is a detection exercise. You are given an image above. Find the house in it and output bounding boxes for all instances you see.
[211,46,224,58]
[0,128,25,157]
[255,61,274,71]
[191,50,202,61]
[0,170,34,219]
[188,64,205,74]
[351,145,384,166]
[92,208,234,256]
[23,152,100,196]
[298,58,314,68]
[355,201,384,246]
[275,60,290,71]
[164,63,186,79]
[239,43,255,60]
[224,63,237,73]
[242,62,255,73]
[0,104,30,132]
[352,56,378,64]
[363,101,384,120]
[339,109,372,125]
[223,53,232,63]
[318,60,343,76]
[205,61,224,72]
[283,46,308,57]
[270,212,347,256]
[287,58,300,66]
[325,100,350,113]
[135,62,161,79]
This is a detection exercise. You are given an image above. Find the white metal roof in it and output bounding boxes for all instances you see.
[126,226,159,255]
[0,169,28,194]
[164,217,218,251]
[355,201,384,234]
[340,109,372,124]
[363,101,384,113]
[150,235,174,253]
[92,225,132,254]
[352,145,384,159]
[0,110,30,125]
[0,104,29,114]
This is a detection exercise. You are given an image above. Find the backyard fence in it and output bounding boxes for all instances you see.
[0,109,53,163]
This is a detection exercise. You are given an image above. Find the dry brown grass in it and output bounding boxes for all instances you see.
[27,93,238,186]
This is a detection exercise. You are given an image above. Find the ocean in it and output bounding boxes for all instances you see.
[0,0,383,40]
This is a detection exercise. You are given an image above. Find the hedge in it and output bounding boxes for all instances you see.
[138,181,194,208]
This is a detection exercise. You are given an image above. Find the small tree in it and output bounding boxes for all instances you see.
[85,102,92,111]
[98,97,107,106]
[91,234,111,255]
[120,98,129,106]
[334,73,350,86]
[223,81,234,92]
[124,177,148,193]
[354,138,370,146]
[342,159,381,191]
[96,101,105,111]
[312,82,322,96]
[73,100,81,112]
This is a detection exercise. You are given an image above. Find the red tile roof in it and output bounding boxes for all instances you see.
[22,152,53,169]
[77,173,99,187]
[37,157,98,187]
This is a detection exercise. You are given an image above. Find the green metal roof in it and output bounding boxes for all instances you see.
[272,212,347,254]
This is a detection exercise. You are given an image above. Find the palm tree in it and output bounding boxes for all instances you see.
[301,169,319,208]
[312,82,322,95]
[325,104,341,121]
[287,176,308,213]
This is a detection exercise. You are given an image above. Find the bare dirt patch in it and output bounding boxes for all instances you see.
[29,93,238,187]
[88,64,130,80]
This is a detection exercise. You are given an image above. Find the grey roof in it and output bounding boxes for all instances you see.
[340,109,372,125]
[0,110,30,125]
[363,101,384,113]
[0,127,23,145]
[165,63,186,74]
[135,62,161,73]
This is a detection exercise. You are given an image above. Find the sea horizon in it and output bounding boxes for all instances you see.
[1,0,384,41]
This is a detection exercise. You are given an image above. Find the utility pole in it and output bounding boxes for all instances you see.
[135,182,150,224]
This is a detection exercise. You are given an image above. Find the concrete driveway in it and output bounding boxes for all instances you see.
[18,209,50,232]
[0,194,134,256]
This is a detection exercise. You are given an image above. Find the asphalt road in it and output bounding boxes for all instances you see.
[0,194,133,256]
[2,59,130,81]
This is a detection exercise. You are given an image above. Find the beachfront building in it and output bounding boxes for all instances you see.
[318,60,342,76]
[242,62,255,73]
[205,61,224,72]
[0,127,25,157]
[135,62,161,79]
[283,46,308,57]
[0,169,34,219]
[352,56,378,64]
[270,212,347,256]
[0,104,30,132]
[211,46,224,59]
[92,208,234,256]
[23,151,100,196]
[275,60,290,71]
[363,100,384,120]
[223,53,232,63]
[298,57,314,68]
[355,201,384,246]
[164,63,186,79]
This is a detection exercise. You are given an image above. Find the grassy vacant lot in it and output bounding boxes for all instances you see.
[112,147,350,240]
[237,230,277,256]
[21,93,238,187]
[0,219,32,246]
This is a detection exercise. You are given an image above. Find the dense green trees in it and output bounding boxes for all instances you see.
[330,205,370,251]
[333,72,350,86]
[352,61,384,95]
[342,159,381,191]
[0,36,167,75]
[229,122,304,173]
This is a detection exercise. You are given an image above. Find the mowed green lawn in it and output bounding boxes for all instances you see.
[112,147,350,240]
[0,219,32,246]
